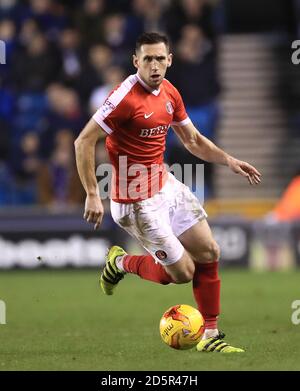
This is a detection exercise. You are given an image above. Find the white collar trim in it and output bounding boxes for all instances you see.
[136,73,161,96]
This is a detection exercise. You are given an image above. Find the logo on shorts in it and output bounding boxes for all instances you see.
[166,101,174,115]
[155,250,167,260]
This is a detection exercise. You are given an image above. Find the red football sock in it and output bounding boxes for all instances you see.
[123,254,174,285]
[192,262,221,329]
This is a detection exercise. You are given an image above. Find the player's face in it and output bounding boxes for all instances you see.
[133,42,172,89]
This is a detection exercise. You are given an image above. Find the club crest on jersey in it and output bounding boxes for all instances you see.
[166,101,174,115]
[155,250,167,260]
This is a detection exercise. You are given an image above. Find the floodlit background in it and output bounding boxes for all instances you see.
[0,0,300,371]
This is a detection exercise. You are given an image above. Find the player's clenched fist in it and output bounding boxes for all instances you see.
[84,195,104,230]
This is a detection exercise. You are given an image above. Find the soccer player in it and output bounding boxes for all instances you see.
[75,32,261,353]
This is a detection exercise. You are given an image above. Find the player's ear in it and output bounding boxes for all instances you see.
[132,54,138,69]
[167,53,173,67]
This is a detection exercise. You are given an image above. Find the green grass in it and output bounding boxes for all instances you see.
[0,269,300,371]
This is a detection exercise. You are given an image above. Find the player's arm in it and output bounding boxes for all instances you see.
[74,118,107,229]
[172,121,261,185]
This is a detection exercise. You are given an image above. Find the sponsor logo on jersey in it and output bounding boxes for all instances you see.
[140,125,169,137]
[144,112,154,119]
[166,101,174,114]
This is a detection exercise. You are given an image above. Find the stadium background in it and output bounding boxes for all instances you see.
[0,0,300,371]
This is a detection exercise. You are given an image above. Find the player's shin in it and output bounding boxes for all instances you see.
[122,254,174,285]
[192,261,221,337]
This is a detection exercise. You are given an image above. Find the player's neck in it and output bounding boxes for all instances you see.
[136,72,161,95]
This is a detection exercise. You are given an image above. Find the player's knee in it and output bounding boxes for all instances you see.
[165,252,195,284]
[211,241,221,261]
[200,241,220,263]
[172,266,194,284]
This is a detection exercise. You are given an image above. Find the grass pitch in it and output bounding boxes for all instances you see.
[0,268,300,371]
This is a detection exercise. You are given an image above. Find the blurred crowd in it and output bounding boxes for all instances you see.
[0,0,224,208]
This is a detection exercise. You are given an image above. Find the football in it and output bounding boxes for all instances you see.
[159,304,205,350]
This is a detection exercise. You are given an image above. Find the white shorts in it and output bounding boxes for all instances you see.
[110,173,207,266]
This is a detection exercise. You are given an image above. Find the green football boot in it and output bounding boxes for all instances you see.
[196,332,245,353]
[100,246,127,295]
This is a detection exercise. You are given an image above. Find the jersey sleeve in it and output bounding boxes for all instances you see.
[92,85,132,134]
[170,88,191,127]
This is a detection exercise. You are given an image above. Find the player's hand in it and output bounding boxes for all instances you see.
[84,194,104,230]
[227,157,262,185]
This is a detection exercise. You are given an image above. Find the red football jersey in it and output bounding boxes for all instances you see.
[93,73,190,203]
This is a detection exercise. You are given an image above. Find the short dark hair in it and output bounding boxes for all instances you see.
[135,32,170,53]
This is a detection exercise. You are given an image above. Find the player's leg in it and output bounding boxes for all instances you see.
[108,214,197,285]
[178,219,221,333]
[101,237,195,294]
[169,177,244,352]
[122,249,195,284]
[169,179,221,333]
[178,220,244,353]
[179,218,220,264]
[100,239,180,295]
[100,193,197,294]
